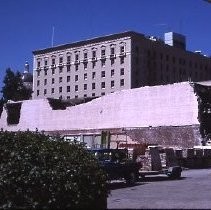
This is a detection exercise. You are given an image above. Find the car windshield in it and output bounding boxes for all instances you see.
[91,149,127,162]
[94,151,112,161]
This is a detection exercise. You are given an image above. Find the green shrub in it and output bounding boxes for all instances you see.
[0,131,108,209]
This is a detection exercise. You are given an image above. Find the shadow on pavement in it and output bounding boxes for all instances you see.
[108,176,186,190]
[139,175,186,182]
[108,181,145,190]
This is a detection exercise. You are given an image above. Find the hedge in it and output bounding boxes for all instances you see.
[0,131,108,209]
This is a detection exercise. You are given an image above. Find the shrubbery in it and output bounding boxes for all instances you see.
[0,131,108,209]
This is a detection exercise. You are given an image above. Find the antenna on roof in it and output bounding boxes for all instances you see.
[51,26,55,47]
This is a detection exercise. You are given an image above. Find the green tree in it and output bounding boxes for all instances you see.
[1,68,32,101]
[0,131,108,209]
[0,97,4,117]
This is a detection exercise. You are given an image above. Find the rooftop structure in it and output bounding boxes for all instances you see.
[22,61,33,90]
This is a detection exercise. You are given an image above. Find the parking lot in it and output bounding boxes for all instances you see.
[107,169,211,209]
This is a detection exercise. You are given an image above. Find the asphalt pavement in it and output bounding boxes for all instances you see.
[107,169,211,209]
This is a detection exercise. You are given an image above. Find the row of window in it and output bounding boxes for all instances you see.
[66,92,105,99]
[36,68,125,86]
[36,79,125,96]
[38,91,104,99]
[146,50,209,70]
[36,44,126,67]
[37,56,125,75]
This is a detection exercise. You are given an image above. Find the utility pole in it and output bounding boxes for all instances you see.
[51,26,55,47]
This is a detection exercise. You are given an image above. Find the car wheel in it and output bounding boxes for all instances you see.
[167,167,182,179]
[125,172,137,185]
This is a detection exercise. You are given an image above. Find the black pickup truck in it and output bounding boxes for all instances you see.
[90,148,142,184]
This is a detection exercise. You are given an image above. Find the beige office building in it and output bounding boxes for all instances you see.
[32,31,211,100]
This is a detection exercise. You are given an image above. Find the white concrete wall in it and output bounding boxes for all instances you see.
[0,82,199,132]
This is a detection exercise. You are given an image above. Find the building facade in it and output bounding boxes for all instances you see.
[32,31,211,100]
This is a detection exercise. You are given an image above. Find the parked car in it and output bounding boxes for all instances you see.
[90,148,142,185]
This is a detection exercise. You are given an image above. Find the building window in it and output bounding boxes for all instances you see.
[52,78,55,84]
[111,69,114,77]
[120,68,124,76]
[120,46,125,54]
[101,49,105,57]
[59,57,63,63]
[111,58,115,65]
[120,57,124,64]
[101,82,105,89]
[59,87,62,93]
[59,66,63,73]
[67,86,70,92]
[67,96,70,99]
[172,56,176,64]
[111,80,114,88]
[84,73,87,80]
[92,72,96,79]
[44,60,48,66]
[75,95,78,99]
[84,94,87,98]
[37,71,40,77]
[101,92,105,96]
[92,93,95,97]
[75,75,78,82]
[37,90,39,96]
[37,61,41,68]
[84,62,88,69]
[67,76,70,82]
[84,52,88,59]
[59,77,62,83]
[51,88,54,94]
[44,79,47,85]
[52,68,55,75]
[101,59,105,67]
[92,62,96,68]
[111,47,115,55]
[75,85,78,92]
[120,79,124,87]
[101,71,105,78]
[92,83,95,90]
[37,80,40,86]
[84,84,87,90]
[44,70,47,76]
[52,58,55,65]
[75,54,79,61]
[75,64,79,71]
[92,50,96,58]
[67,65,70,72]
[135,46,139,54]
[67,55,71,63]
[44,89,47,95]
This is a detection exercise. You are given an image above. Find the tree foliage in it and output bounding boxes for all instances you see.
[1,68,32,101]
[0,131,108,209]
[0,97,4,117]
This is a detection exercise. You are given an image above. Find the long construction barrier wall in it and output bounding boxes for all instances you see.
[175,148,211,169]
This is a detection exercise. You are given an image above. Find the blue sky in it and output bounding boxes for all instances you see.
[0,0,211,95]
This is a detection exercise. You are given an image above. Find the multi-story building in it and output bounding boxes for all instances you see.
[32,31,211,100]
